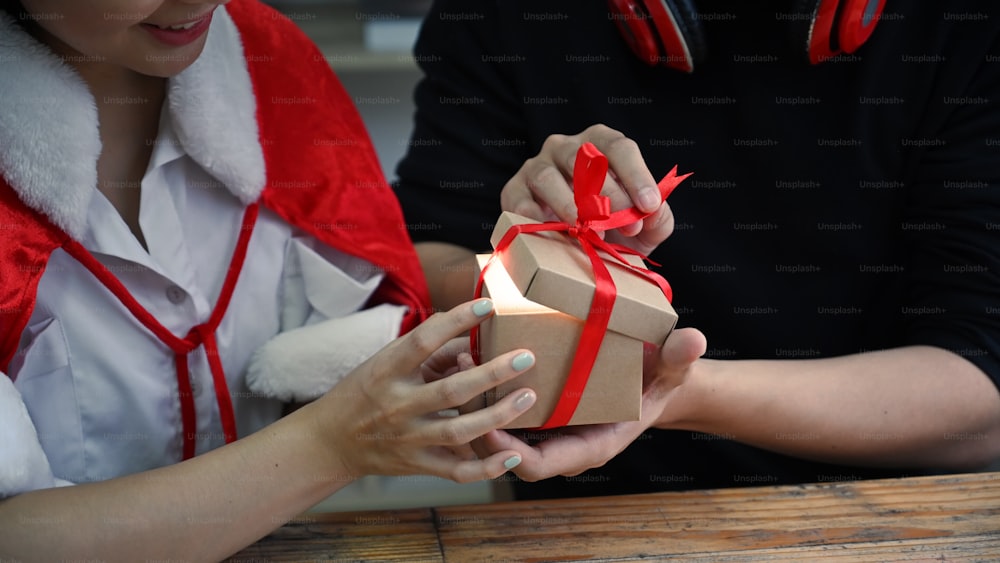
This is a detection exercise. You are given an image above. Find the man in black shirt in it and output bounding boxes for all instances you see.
[394,0,1000,499]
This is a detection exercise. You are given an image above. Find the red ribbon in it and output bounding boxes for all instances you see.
[64,204,258,459]
[472,143,689,429]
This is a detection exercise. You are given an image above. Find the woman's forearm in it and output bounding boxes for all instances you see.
[664,345,1000,470]
[0,299,540,562]
[0,400,354,563]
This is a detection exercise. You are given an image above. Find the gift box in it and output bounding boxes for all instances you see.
[475,211,679,429]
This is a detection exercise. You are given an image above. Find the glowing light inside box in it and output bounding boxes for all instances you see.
[476,254,553,314]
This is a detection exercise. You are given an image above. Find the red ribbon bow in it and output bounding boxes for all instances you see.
[473,143,689,429]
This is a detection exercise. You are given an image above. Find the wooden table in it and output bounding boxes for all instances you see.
[228,471,1000,562]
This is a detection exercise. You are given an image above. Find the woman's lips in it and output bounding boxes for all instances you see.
[141,11,214,47]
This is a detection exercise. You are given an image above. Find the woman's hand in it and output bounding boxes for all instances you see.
[473,327,706,481]
[312,299,537,483]
[500,124,675,257]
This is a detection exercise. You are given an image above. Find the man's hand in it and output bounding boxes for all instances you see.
[500,124,677,257]
[473,327,707,480]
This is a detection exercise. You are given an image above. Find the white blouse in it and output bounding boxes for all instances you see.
[5,110,403,488]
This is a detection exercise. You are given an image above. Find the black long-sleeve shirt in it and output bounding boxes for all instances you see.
[395,0,1000,498]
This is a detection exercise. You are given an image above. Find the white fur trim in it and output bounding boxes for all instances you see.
[0,14,101,238]
[0,374,71,498]
[169,9,265,204]
[0,8,265,239]
[245,304,406,402]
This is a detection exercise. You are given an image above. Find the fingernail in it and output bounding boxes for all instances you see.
[503,455,522,470]
[472,299,494,316]
[638,187,661,211]
[511,352,535,371]
[514,391,536,412]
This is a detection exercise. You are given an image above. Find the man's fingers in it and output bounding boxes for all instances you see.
[584,125,661,214]
[500,125,663,240]
[500,169,550,221]
[599,169,641,238]
[478,426,612,482]
[660,327,708,369]
[421,338,472,382]
[522,158,577,224]
[607,201,674,252]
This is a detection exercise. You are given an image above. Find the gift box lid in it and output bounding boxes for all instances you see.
[488,211,677,345]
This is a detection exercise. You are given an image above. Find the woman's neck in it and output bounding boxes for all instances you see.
[27,20,165,249]
[90,70,166,251]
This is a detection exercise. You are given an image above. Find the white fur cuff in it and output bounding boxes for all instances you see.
[0,374,71,498]
[245,303,405,402]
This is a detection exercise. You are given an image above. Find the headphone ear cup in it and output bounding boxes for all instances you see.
[788,0,884,64]
[788,0,841,64]
[644,0,707,72]
[608,0,666,66]
[837,0,886,53]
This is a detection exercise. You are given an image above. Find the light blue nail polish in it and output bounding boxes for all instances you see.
[472,299,493,316]
[503,455,522,470]
[511,352,534,371]
[514,391,535,412]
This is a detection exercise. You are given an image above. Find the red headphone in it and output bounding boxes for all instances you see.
[608,0,887,72]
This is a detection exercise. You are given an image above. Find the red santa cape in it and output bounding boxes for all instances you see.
[0,0,431,374]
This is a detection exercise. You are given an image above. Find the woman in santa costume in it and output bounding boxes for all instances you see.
[0,0,541,559]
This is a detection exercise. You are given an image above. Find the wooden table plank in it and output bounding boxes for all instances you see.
[654,535,1000,562]
[226,508,442,562]
[434,473,1000,562]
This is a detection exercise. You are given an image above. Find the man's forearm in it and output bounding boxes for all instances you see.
[416,241,478,312]
[663,346,1000,470]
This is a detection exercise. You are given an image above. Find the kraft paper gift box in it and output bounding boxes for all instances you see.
[475,211,678,429]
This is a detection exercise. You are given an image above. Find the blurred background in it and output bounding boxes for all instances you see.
[261,0,505,513]
[265,0,430,181]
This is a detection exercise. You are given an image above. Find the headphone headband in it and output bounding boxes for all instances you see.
[609,0,887,71]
